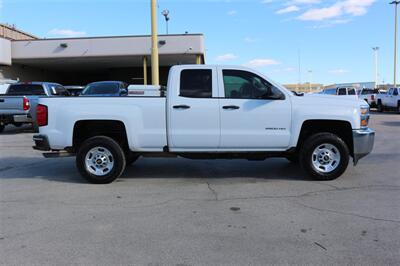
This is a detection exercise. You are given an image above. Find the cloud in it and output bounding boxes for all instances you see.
[298,0,375,21]
[288,0,320,4]
[276,5,300,14]
[244,59,280,68]
[244,37,257,43]
[216,53,238,62]
[48,28,87,37]
[227,10,237,16]
[329,69,349,74]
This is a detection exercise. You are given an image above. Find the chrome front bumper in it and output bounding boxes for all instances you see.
[353,128,375,165]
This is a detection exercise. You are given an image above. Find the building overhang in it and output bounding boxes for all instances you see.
[10,34,205,71]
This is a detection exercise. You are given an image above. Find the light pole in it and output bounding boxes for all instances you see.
[390,1,400,87]
[151,0,159,85]
[162,9,170,34]
[372,47,379,88]
[308,70,313,92]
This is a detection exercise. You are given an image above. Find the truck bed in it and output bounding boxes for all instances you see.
[38,97,167,151]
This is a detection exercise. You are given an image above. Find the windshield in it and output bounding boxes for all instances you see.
[82,83,120,95]
[361,89,375,95]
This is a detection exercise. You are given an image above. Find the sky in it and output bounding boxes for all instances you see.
[0,0,395,85]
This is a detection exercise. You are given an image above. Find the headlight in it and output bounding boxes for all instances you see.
[360,106,370,128]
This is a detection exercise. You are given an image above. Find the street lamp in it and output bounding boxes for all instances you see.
[372,47,379,88]
[162,9,170,34]
[308,70,313,92]
[390,1,400,87]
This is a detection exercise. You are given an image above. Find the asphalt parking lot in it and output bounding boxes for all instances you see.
[0,113,399,265]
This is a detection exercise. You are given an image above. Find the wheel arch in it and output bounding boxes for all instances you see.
[72,120,130,152]
[296,119,354,157]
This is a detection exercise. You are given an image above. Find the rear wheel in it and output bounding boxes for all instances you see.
[397,102,400,114]
[0,124,4,133]
[76,136,126,184]
[299,133,349,181]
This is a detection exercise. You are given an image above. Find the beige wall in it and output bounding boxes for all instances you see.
[0,38,12,65]
[0,24,37,40]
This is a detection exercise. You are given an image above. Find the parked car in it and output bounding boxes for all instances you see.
[357,88,379,108]
[33,65,374,184]
[376,87,400,113]
[320,87,358,97]
[65,86,84,96]
[80,81,128,97]
[0,82,69,132]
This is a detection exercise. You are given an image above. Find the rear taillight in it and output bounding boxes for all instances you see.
[36,104,48,127]
[23,97,30,111]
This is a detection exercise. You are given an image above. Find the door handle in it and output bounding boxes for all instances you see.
[222,105,240,110]
[173,105,191,109]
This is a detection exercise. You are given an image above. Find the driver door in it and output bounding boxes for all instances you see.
[217,67,291,150]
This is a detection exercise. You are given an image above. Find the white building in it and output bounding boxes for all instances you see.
[0,24,205,86]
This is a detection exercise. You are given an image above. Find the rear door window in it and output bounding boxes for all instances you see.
[180,69,212,98]
[338,88,347,95]
[348,88,356,95]
[6,84,46,96]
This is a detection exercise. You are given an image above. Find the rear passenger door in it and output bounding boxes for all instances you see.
[168,67,220,151]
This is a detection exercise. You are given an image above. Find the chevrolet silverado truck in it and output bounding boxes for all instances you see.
[376,87,400,113]
[33,65,375,184]
[0,82,70,132]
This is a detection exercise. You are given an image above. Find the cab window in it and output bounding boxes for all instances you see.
[222,70,284,100]
[394,88,399,96]
[348,88,356,95]
[180,69,212,98]
[338,88,347,95]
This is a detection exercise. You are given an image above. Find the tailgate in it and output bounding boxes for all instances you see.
[0,96,27,115]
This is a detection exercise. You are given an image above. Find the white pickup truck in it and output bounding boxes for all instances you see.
[33,65,375,183]
[376,87,400,113]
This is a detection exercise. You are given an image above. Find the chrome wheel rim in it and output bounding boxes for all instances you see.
[85,146,114,176]
[311,143,341,173]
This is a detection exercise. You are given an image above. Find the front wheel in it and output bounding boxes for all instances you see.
[76,136,126,184]
[0,124,4,133]
[299,133,349,181]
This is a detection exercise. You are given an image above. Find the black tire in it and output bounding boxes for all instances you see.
[76,136,126,184]
[13,122,23,127]
[377,101,383,112]
[299,133,349,181]
[397,102,400,114]
[0,124,4,133]
[126,152,140,165]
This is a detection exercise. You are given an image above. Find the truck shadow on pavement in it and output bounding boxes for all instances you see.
[0,157,309,184]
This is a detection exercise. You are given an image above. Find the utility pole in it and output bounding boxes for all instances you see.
[308,70,313,92]
[151,0,159,85]
[390,1,400,87]
[372,47,379,88]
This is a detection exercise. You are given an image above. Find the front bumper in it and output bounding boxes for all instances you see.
[353,128,375,165]
[33,134,51,151]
